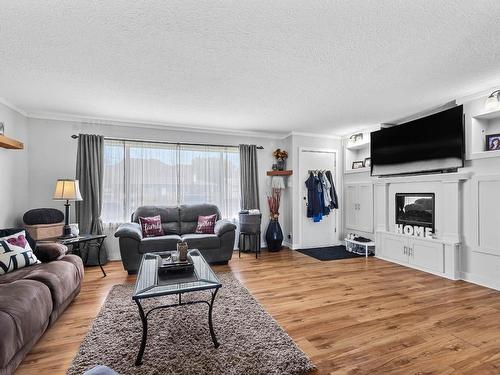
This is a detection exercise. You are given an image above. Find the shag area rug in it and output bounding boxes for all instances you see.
[67,272,315,375]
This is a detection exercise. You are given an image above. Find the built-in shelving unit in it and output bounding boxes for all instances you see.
[344,131,371,174]
[266,170,293,176]
[467,109,500,160]
[0,135,24,149]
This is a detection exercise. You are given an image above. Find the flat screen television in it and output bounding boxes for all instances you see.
[371,105,464,176]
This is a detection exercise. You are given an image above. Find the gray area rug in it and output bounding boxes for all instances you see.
[67,272,315,375]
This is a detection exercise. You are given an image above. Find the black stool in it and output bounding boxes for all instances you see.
[238,213,262,259]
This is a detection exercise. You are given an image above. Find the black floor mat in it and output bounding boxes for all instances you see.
[297,245,373,261]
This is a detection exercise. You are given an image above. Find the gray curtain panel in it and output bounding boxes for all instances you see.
[239,144,260,210]
[75,134,107,266]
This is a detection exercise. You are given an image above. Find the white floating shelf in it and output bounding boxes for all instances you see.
[345,167,370,174]
[467,149,500,161]
[345,140,370,150]
[473,109,500,120]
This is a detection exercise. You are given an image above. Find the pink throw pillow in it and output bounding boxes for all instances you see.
[139,215,164,237]
[195,214,217,234]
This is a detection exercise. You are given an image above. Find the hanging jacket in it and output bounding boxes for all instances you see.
[305,172,323,221]
[318,172,331,216]
[325,170,339,209]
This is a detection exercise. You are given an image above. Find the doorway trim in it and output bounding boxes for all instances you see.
[297,147,341,249]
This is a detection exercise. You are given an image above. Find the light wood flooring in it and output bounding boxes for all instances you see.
[16,249,500,375]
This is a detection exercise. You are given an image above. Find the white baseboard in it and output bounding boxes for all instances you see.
[292,241,342,250]
[460,271,500,291]
[375,255,460,281]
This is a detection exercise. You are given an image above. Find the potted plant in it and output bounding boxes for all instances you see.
[265,188,283,251]
[273,149,288,171]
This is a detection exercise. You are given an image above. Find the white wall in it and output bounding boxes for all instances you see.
[0,103,29,227]
[27,117,285,259]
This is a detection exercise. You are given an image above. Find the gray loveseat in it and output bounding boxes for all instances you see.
[115,204,236,273]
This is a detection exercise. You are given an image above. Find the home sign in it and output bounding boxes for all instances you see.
[395,224,432,238]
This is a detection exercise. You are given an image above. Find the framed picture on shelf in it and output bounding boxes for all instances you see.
[352,161,364,169]
[364,157,371,168]
[486,133,500,151]
[349,133,363,144]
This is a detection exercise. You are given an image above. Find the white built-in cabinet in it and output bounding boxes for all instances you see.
[345,183,373,233]
[376,231,460,280]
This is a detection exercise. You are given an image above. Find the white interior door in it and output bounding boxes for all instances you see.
[299,148,338,248]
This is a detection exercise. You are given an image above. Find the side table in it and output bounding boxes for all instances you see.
[55,234,107,276]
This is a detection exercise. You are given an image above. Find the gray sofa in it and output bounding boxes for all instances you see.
[0,228,84,375]
[115,204,236,273]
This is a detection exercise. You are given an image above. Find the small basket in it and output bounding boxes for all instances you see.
[345,241,375,255]
[24,223,64,240]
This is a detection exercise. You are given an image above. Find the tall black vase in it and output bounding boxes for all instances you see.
[265,219,283,252]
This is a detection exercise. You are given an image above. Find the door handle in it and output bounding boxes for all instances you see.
[403,246,407,255]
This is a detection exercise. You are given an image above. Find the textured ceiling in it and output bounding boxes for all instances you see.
[1,1,500,135]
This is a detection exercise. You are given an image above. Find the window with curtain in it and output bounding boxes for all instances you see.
[101,139,241,224]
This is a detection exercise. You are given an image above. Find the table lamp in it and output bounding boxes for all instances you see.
[53,179,83,238]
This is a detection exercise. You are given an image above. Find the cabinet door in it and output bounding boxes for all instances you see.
[345,184,358,229]
[409,239,444,273]
[380,234,408,263]
[357,183,373,232]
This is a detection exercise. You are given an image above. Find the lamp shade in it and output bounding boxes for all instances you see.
[53,179,83,201]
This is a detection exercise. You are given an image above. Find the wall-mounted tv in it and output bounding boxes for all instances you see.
[371,105,464,176]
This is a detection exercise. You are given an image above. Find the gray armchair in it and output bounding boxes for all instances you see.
[115,204,236,273]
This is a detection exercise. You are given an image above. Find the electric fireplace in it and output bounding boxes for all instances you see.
[395,193,435,231]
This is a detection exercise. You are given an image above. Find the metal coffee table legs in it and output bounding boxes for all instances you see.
[134,288,220,366]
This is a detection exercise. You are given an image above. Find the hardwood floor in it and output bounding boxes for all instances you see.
[16,249,500,374]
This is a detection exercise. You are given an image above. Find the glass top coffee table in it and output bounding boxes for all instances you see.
[132,249,222,366]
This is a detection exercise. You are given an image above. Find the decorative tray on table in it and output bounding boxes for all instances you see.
[156,252,194,275]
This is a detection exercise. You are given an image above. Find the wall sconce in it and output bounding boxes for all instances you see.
[485,90,500,111]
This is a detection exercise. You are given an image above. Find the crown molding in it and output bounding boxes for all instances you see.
[282,131,341,140]
[27,111,287,139]
[0,98,28,117]
[455,85,500,105]
[339,124,380,138]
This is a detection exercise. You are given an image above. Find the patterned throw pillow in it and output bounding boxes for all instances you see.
[0,231,40,275]
[139,215,165,237]
[195,214,217,234]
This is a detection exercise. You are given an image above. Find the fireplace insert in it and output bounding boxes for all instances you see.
[395,193,435,231]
